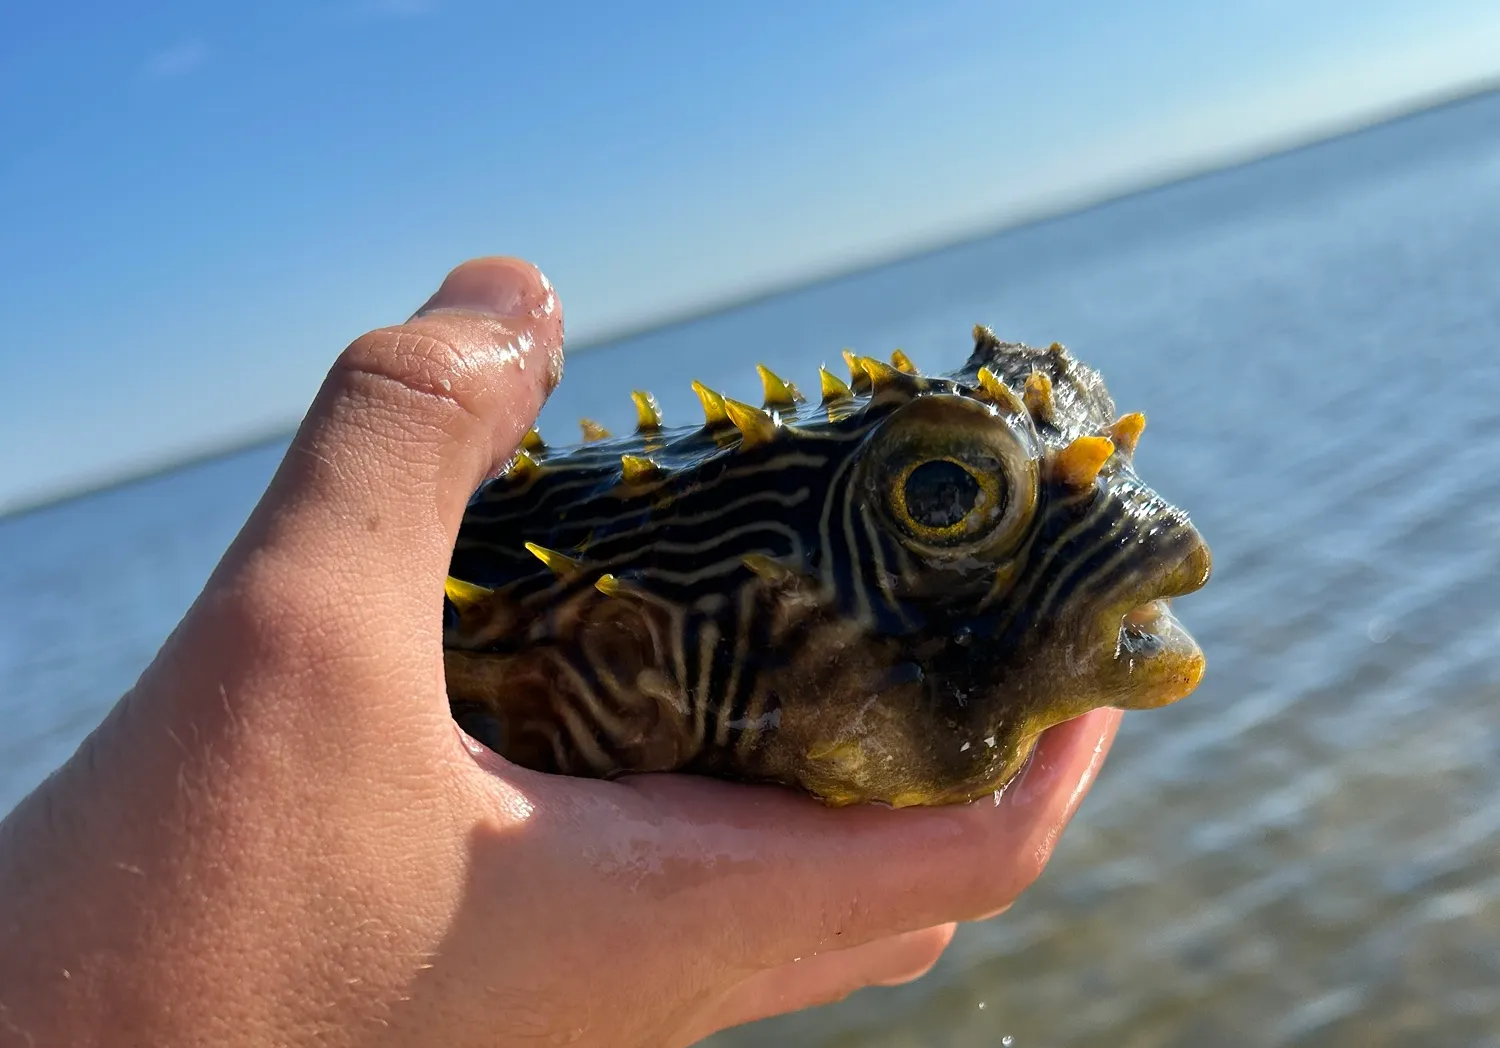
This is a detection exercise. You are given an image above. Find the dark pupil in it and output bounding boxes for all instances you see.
[903,460,981,530]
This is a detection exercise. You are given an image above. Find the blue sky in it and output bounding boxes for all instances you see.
[2,0,1498,512]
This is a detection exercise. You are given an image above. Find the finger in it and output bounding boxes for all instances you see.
[625,707,1121,967]
[680,925,956,1043]
[222,256,564,614]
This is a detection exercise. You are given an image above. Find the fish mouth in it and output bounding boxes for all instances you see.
[1121,597,1175,650]
[1107,536,1212,708]
[1117,596,1198,662]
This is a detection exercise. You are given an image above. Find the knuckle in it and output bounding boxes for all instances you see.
[333,326,477,419]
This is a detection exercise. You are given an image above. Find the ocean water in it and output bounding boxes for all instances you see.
[4,90,1500,1046]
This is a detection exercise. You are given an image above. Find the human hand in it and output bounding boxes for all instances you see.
[0,257,1121,1047]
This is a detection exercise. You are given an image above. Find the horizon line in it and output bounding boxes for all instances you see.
[5,75,1497,521]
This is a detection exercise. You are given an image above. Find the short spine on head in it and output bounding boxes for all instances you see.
[968,324,1147,493]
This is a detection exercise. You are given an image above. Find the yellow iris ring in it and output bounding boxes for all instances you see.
[888,455,1005,544]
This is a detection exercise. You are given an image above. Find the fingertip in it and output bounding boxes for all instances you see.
[416,256,553,317]
[855,708,1122,928]
[872,923,956,986]
[323,254,567,486]
[1009,707,1122,812]
[951,707,1121,913]
[232,256,571,602]
[688,923,959,1040]
[413,256,565,393]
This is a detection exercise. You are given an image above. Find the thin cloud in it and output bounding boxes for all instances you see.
[141,40,210,80]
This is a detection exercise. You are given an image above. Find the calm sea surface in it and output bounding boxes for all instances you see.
[5,92,1500,1046]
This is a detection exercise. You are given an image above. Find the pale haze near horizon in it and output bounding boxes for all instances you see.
[2,1,1498,513]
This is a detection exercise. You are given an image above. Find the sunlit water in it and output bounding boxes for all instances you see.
[4,92,1499,1047]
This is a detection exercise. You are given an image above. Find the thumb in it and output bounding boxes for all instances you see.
[86,258,563,796]
[219,256,565,622]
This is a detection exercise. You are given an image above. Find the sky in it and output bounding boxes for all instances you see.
[2,1,1499,512]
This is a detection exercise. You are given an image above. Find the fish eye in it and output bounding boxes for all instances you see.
[892,455,1005,543]
[862,393,1041,558]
